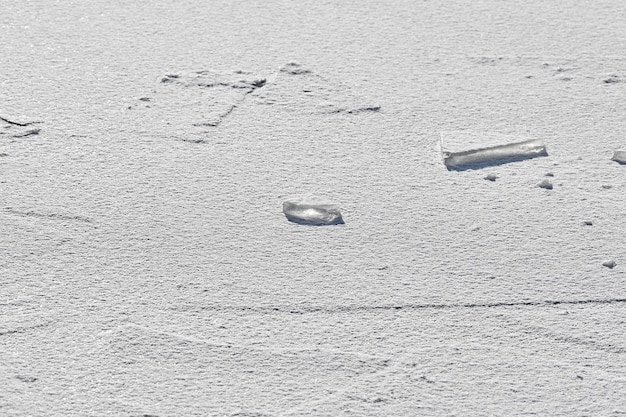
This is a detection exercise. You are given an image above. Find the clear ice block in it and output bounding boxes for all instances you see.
[612,150,626,164]
[440,131,548,170]
[282,200,344,226]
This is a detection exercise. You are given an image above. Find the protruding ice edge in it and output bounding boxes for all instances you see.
[612,150,626,165]
[443,138,548,170]
[283,201,344,226]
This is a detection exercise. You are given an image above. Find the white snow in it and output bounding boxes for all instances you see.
[2,1,626,416]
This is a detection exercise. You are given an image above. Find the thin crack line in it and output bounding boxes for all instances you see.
[191,80,266,129]
[120,323,389,362]
[190,298,626,315]
[3,208,92,223]
[0,116,41,127]
[506,317,626,354]
[0,321,52,337]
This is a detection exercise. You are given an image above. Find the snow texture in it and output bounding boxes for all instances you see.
[441,130,548,170]
[3,1,626,416]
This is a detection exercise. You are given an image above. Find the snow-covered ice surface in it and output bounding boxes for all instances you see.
[2,1,626,415]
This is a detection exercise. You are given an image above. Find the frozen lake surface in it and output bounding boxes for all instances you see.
[2,0,626,415]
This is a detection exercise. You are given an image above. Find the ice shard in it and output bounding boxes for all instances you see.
[612,150,626,164]
[282,200,344,226]
[440,131,548,170]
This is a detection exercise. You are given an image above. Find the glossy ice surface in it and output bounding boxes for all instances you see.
[441,131,548,170]
[283,201,344,225]
[612,150,626,164]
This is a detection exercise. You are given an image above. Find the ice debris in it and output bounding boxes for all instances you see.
[611,150,626,165]
[538,179,553,190]
[282,199,344,226]
[603,75,622,84]
[602,260,616,269]
[440,131,548,170]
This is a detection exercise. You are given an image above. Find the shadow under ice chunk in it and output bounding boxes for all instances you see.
[440,131,548,170]
[283,200,344,226]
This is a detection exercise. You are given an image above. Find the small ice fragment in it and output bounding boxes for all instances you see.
[603,75,621,84]
[440,131,548,170]
[602,260,616,269]
[484,174,497,181]
[538,179,553,189]
[611,150,626,164]
[282,199,344,226]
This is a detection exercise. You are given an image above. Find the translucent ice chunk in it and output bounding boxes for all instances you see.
[602,260,616,269]
[440,131,548,170]
[612,150,626,164]
[537,179,553,190]
[282,200,344,226]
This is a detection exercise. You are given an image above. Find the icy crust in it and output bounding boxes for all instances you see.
[612,150,626,164]
[441,135,548,170]
[282,201,345,226]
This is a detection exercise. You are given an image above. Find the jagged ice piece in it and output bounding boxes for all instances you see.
[283,200,344,226]
[440,131,548,170]
[612,150,626,164]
